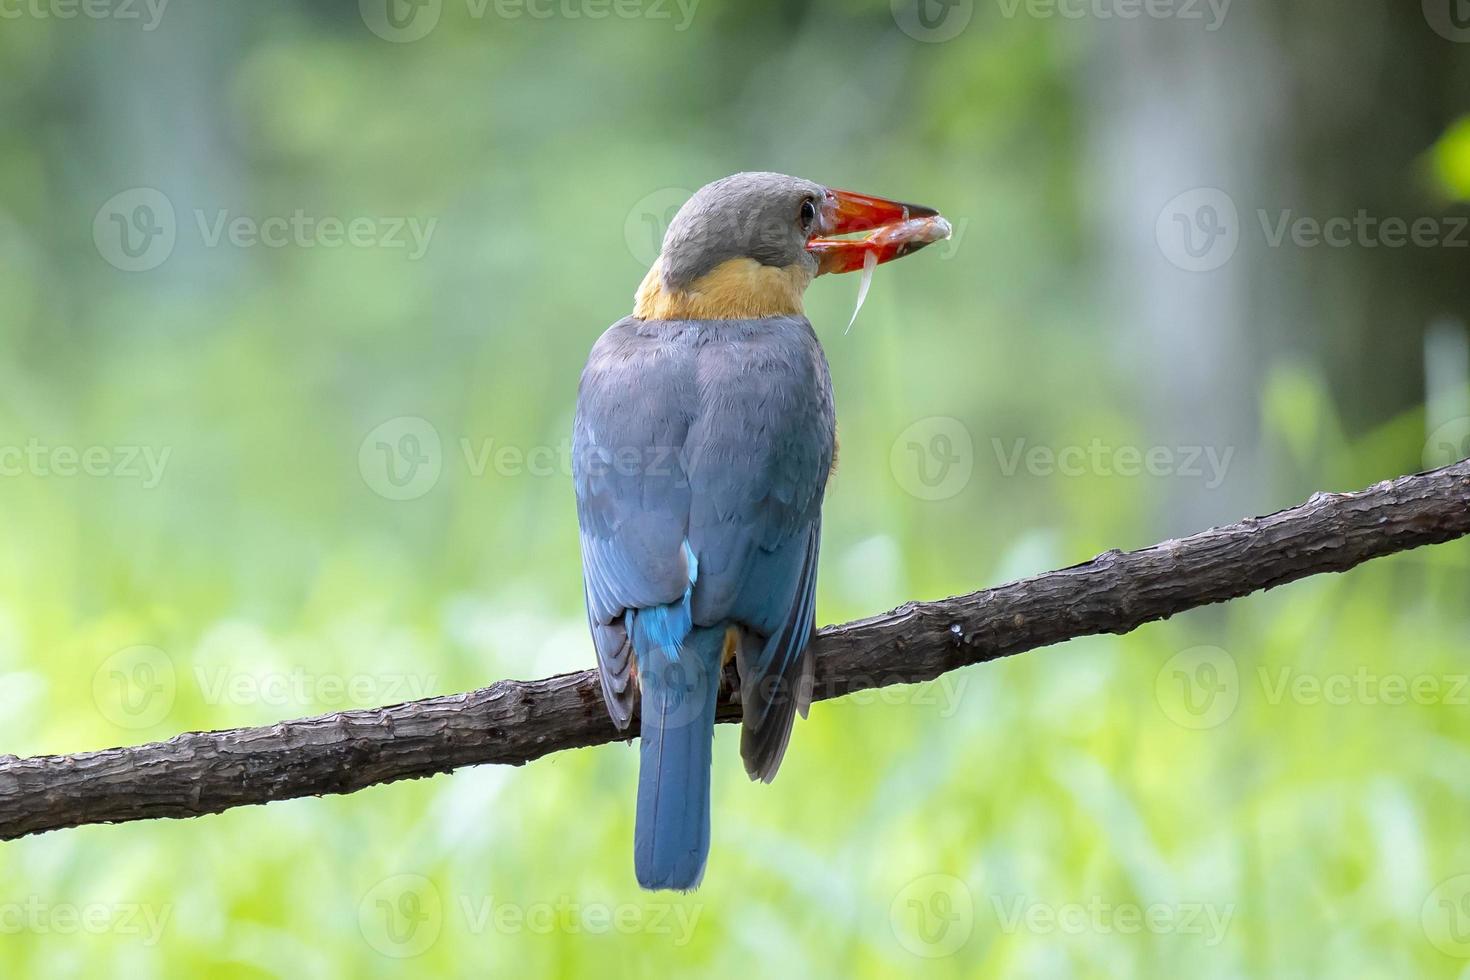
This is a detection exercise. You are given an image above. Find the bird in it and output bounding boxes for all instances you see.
[572,172,950,891]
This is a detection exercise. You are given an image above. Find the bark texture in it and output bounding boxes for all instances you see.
[0,460,1465,841]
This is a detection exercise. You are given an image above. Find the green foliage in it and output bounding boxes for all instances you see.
[0,2,1466,976]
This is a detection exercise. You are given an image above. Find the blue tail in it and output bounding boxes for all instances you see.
[628,613,722,892]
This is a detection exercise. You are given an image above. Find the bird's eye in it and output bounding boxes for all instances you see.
[798,198,817,231]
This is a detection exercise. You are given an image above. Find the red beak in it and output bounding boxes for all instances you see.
[807,188,952,275]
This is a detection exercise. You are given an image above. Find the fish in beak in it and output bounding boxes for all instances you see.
[806,188,953,275]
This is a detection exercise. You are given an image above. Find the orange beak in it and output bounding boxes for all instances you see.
[806,188,952,275]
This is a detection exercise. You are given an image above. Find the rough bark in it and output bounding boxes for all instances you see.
[0,460,1465,841]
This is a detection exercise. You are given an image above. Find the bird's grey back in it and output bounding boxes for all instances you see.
[573,315,835,632]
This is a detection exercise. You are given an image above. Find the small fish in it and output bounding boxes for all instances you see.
[845,249,879,335]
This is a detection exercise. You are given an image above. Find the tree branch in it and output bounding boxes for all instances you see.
[1,461,1467,842]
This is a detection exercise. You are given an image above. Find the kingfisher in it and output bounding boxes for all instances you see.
[573,172,950,890]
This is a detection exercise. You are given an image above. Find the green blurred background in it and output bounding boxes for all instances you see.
[2,0,1470,975]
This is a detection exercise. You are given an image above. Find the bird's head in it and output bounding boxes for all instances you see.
[633,171,951,321]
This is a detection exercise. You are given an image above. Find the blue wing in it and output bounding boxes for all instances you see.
[573,315,835,779]
[682,317,833,780]
[573,318,697,729]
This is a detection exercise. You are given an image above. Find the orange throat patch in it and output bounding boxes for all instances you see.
[634,257,812,321]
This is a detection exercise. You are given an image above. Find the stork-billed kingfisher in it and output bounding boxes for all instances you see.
[573,172,950,890]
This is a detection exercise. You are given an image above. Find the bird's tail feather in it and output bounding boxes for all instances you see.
[629,617,722,891]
